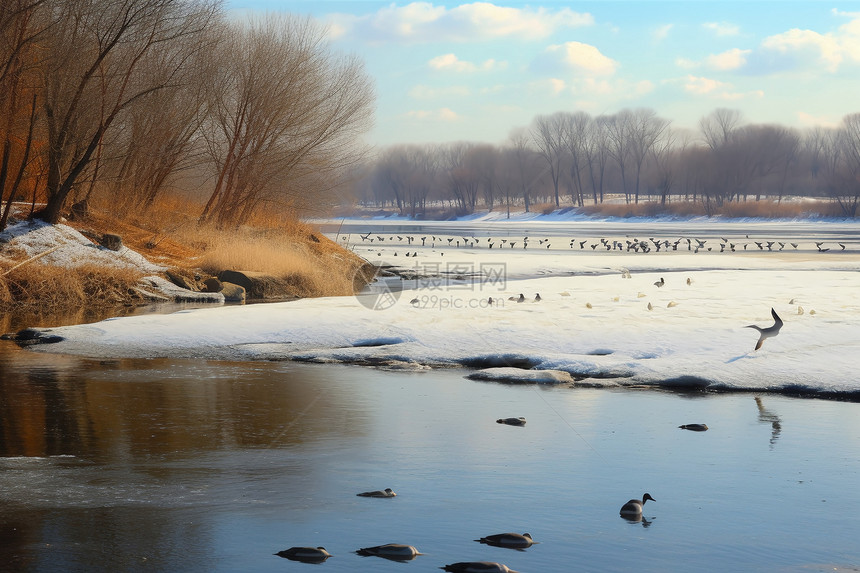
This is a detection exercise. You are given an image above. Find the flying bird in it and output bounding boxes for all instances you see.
[746,308,784,351]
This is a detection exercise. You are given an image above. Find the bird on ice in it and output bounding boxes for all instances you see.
[746,308,784,351]
[654,277,665,287]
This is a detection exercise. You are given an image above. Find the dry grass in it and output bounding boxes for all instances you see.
[192,228,370,297]
[0,263,145,312]
[83,195,374,298]
[577,198,845,219]
[0,194,374,317]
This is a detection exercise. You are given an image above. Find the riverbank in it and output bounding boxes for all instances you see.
[0,206,374,322]
[12,217,860,399]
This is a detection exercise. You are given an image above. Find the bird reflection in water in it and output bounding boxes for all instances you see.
[620,514,654,528]
[755,396,782,448]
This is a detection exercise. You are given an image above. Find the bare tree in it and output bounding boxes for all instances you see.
[106,14,220,214]
[0,0,49,231]
[560,111,590,206]
[509,128,539,212]
[583,115,610,204]
[530,113,566,207]
[832,114,860,216]
[35,0,220,224]
[198,14,373,227]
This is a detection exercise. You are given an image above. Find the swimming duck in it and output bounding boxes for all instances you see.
[475,532,537,549]
[678,424,708,431]
[496,417,526,427]
[275,547,331,563]
[619,493,655,516]
[356,488,396,498]
[356,543,421,560]
[441,562,520,573]
[654,277,665,287]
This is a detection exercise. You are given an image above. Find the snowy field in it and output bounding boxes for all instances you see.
[17,214,860,398]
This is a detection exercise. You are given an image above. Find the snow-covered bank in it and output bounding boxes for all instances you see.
[7,217,859,397]
[18,254,860,397]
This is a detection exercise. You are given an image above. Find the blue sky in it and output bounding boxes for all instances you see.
[225,1,860,147]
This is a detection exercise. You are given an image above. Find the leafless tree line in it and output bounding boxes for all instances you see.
[0,0,374,231]
[355,108,860,218]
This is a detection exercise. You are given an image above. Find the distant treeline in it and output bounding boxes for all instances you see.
[0,0,374,232]
[351,108,860,218]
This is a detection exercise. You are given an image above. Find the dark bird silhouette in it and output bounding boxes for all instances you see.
[620,493,655,516]
[275,547,331,563]
[357,488,396,498]
[475,532,537,549]
[442,562,520,573]
[746,308,784,351]
[496,417,526,426]
[356,544,421,561]
[678,424,708,431]
[653,277,664,287]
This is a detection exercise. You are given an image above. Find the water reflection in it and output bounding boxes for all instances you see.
[755,396,783,448]
[0,345,365,572]
[0,352,357,460]
[620,514,654,528]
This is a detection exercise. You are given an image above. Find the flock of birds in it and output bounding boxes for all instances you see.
[355,231,850,255]
[425,274,787,352]
[320,229,808,569]
[275,413,696,570]
[275,420,664,572]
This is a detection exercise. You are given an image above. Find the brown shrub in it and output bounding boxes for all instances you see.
[0,263,144,312]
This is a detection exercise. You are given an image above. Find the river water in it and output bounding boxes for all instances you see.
[3,216,860,572]
[2,331,859,572]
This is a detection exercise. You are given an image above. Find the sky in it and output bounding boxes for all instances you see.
[230,2,860,146]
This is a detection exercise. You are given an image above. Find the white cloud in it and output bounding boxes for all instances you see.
[681,75,763,101]
[535,41,618,76]
[408,85,472,99]
[703,22,740,37]
[761,28,843,72]
[706,48,751,71]
[329,2,593,43]
[549,78,566,94]
[428,53,507,72]
[404,108,460,122]
[653,23,673,42]
[796,111,839,128]
[675,57,699,70]
[753,12,860,74]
